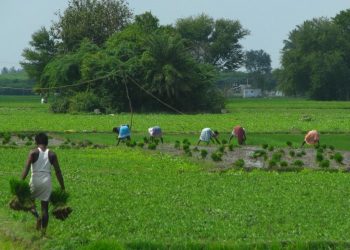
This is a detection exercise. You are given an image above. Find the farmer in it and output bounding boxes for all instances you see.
[197,128,220,145]
[148,126,163,144]
[229,125,246,145]
[301,130,320,147]
[21,132,65,235]
[113,124,131,145]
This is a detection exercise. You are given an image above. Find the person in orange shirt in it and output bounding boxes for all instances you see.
[301,130,320,147]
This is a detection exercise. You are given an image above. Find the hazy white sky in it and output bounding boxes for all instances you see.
[0,0,349,70]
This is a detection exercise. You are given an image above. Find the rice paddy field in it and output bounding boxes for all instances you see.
[2,95,350,249]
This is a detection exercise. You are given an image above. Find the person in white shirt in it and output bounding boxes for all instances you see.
[21,133,65,235]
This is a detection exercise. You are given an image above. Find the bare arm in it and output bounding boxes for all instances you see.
[50,153,65,190]
[21,151,34,180]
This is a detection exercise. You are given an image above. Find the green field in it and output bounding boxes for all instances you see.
[2,96,350,249]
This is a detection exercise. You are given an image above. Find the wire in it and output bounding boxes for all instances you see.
[126,74,185,115]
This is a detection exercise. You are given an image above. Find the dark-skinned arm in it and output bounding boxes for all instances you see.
[21,151,33,180]
[51,153,65,190]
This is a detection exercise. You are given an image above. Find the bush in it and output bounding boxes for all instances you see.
[319,159,330,168]
[143,137,149,144]
[148,143,157,150]
[317,148,324,154]
[174,140,180,149]
[200,149,208,159]
[192,147,199,152]
[25,141,32,146]
[268,145,274,152]
[221,139,228,145]
[262,144,268,149]
[218,145,225,153]
[321,144,327,149]
[69,92,100,113]
[211,151,223,162]
[183,144,190,151]
[137,142,144,148]
[182,139,190,145]
[293,160,304,167]
[50,96,70,113]
[233,159,245,169]
[289,150,295,157]
[228,144,234,151]
[280,161,288,167]
[286,141,293,147]
[334,152,344,164]
[296,152,303,157]
[272,152,282,162]
[268,160,277,168]
[329,145,335,151]
[252,150,267,159]
[316,152,324,162]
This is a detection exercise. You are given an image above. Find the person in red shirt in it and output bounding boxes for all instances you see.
[229,125,246,145]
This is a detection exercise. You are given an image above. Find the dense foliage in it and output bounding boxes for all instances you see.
[279,10,350,100]
[21,1,253,113]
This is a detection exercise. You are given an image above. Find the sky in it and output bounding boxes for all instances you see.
[0,0,349,70]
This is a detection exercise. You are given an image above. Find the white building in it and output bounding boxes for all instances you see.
[242,88,262,98]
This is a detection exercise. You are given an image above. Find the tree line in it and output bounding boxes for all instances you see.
[21,0,255,113]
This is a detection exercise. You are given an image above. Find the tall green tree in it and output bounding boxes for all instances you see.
[176,14,249,71]
[52,0,132,52]
[280,16,350,99]
[21,27,57,84]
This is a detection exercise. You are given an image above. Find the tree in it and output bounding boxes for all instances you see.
[52,0,132,52]
[279,17,350,99]
[176,14,249,71]
[1,67,8,74]
[244,50,273,90]
[21,27,57,84]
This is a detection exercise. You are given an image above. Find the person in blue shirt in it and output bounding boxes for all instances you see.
[113,124,131,145]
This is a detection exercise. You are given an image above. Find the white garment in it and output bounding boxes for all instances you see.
[199,128,213,142]
[29,148,52,201]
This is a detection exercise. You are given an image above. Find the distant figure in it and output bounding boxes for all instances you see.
[229,125,246,145]
[148,126,163,144]
[41,98,45,104]
[197,128,220,145]
[21,133,65,235]
[301,130,320,147]
[113,124,131,145]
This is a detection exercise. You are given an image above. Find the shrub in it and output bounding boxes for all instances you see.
[296,152,303,157]
[211,151,223,162]
[221,139,228,145]
[228,144,234,151]
[192,147,199,152]
[252,150,267,159]
[148,143,157,150]
[301,150,306,156]
[319,160,330,168]
[278,149,285,155]
[286,141,293,147]
[69,92,100,113]
[316,152,324,162]
[218,145,225,153]
[25,141,32,146]
[200,149,208,159]
[137,142,144,148]
[329,145,335,151]
[50,96,70,113]
[289,150,295,157]
[174,140,180,149]
[317,148,324,154]
[321,144,327,149]
[334,152,344,164]
[293,160,304,167]
[143,137,149,144]
[182,139,190,145]
[183,144,190,151]
[280,161,288,167]
[262,144,268,149]
[268,145,274,152]
[233,159,245,169]
[268,160,277,168]
[272,152,282,162]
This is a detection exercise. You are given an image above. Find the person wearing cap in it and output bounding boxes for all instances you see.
[148,126,163,144]
[113,124,131,145]
[197,128,220,145]
[229,125,246,145]
[301,130,320,147]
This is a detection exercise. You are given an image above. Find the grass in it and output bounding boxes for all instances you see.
[2,148,350,249]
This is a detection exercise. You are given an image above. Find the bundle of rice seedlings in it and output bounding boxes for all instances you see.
[50,188,72,221]
[8,178,33,211]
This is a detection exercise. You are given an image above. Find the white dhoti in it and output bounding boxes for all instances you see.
[30,172,52,201]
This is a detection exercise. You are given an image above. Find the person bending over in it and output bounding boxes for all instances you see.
[229,125,246,145]
[197,128,220,145]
